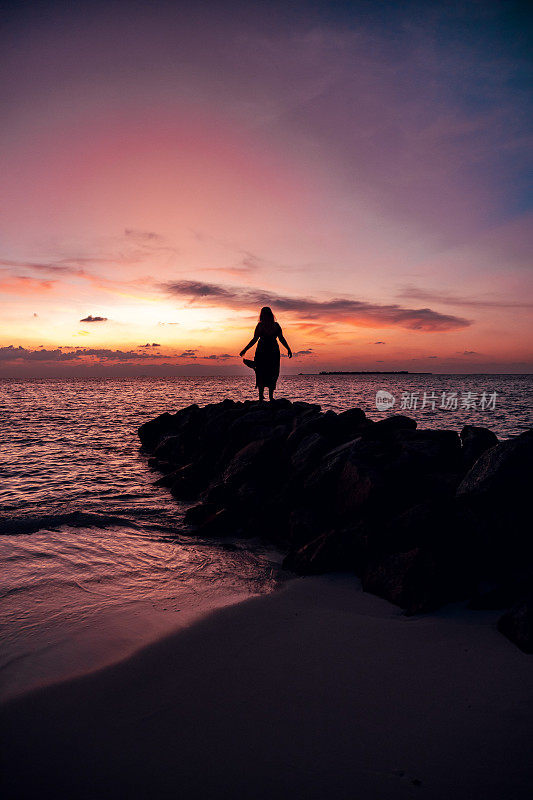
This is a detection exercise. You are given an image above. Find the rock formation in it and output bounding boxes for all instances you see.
[139,400,532,651]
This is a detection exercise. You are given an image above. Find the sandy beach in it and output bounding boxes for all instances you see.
[2,574,532,800]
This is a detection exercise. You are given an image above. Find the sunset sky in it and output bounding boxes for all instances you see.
[1,0,532,376]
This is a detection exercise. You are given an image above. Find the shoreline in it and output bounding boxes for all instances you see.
[2,574,533,799]
[0,583,270,704]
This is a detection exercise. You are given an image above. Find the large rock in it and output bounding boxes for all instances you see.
[290,433,330,474]
[138,412,176,450]
[361,414,416,439]
[456,429,533,574]
[300,439,358,504]
[360,541,472,615]
[139,399,533,649]
[223,434,284,488]
[283,529,346,574]
[457,429,532,498]
[139,404,201,452]
[285,409,339,451]
[169,463,208,500]
[285,508,323,548]
[469,574,532,610]
[361,548,438,614]
[394,428,462,471]
[498,596,533,654]
[333,431,461,523]
[460,425,499,469]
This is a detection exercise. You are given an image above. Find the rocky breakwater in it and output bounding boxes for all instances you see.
[139,399,533,652]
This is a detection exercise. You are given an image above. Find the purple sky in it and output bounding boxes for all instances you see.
[1,0,532,375]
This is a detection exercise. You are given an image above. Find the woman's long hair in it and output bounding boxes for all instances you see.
[259,306,275,324]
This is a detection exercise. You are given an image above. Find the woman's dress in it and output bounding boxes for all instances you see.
[247,322,281,389]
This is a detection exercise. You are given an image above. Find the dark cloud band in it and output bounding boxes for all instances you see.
[163,280,471,332]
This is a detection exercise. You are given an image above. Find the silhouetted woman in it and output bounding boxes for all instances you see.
[240,307,292,401]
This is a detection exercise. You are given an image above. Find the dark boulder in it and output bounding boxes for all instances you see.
[469,574,533,610]
[169,463,207,500]
[460,425,499,469]
[138,411,175,451]
[283,525,364,575]
[334,453,376,518]
[223,410,282,460]
[333,433,460,522]
[498,596,533,654]
[394,428,462,471]
[147,457,175,474]
[202,482,233,507]
[153,434,182,462]
[361,414,417,439]
[361,548,432,612]
[290,433,330,474]
[286,507,324,548]
[285,409,339,452]
[301,439,357,500]
[184,502,218,526]
[223,437,282,488]
[193,507,240,538]
[283,530,344,574]
[361,547,457,615]
[356,499,467,562]
[337,407,367,428]
[359,496,477,613]
[292,401,321,415]
[456,429,533,573]
[335,408,371,440]
[154,468,183,488]
[457,428,532,498]
[139,404,201,452]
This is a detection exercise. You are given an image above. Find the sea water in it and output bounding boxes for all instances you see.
[1,374,531,698]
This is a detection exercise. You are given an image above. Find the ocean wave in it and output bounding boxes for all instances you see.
[0,510,141,536]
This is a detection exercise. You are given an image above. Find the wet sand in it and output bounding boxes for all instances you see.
[2,574,532,799]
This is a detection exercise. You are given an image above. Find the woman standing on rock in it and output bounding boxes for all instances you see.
[240,306,292,401]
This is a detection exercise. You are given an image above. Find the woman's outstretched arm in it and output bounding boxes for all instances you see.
[278,328,292,358]
[239,330,259,357]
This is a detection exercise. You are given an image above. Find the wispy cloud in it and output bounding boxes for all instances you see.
[124,229,164,242]
[399,285,533,310]
[0,259,86,276]
[0,345,171,362]
[0,275,56,293]
[202,353,233,360]
[0,229,179,288]
[173,348,234,361]
[163,280,471,332]
[0,345,237,364]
